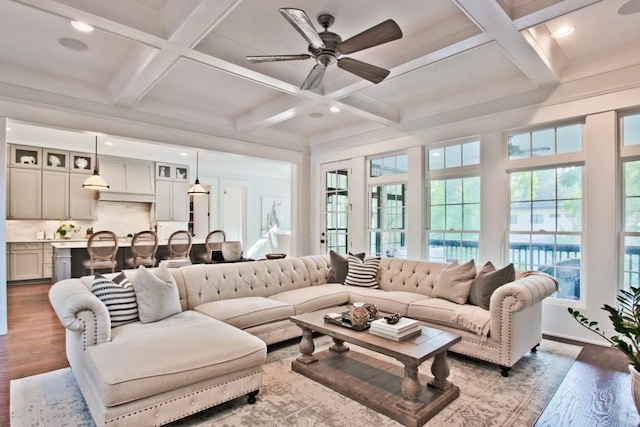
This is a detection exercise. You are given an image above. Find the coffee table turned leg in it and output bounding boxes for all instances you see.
[296,327,317,364]
[428,351,453,392]
[397,362,425,413]
[330,337,349,353]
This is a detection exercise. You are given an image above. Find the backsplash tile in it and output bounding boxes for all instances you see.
[4,201,181,240]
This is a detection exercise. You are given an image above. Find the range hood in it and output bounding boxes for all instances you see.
[98,191,156,203]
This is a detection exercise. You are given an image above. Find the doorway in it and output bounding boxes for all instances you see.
[221,184,247,248]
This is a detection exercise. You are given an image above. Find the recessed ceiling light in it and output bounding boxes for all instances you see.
[551,26,574,38]
[180,152,188,156]
[619,0,640,15]
[104,141,114,146]
[59,37,88,51]
[5,127,10,131]
[71,21,94,33]
[330,106,340,113]
[309,112,324,119]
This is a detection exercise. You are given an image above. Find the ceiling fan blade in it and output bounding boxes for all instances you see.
[279,8,324,49]
[339,19,403,55]
[337,57,390,84]
[300,64,326,90]
[247,54,312,63]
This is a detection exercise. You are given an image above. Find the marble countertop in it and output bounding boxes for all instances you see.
[7,238,87,244]
[50,238,207,249]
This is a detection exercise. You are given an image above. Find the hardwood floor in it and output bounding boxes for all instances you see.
[0,283,637,426]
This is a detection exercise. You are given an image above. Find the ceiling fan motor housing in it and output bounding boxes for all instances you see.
[310,31,341,66]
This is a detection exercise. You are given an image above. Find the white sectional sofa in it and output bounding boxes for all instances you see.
[49,254,557,426]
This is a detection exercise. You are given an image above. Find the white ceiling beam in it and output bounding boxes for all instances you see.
[454,0,560,87]
[334,94,400,125]
[236,95,323,132]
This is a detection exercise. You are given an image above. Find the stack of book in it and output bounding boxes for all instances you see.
[369,317,421,341]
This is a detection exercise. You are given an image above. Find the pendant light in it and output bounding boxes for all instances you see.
[188,151,207,195]
[82,136,110,190]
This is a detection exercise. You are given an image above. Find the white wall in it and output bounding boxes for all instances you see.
[311,87,640,344]
[0,118,7,335]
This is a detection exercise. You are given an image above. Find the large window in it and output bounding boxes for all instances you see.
[508,165,583,300]
[368,153,407,258]
[621,112,640,289]
[370,184,406,257]
[427,141,480,262]
[622,160,640,288]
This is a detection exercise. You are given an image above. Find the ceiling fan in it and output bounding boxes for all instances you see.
[247,8,403,90]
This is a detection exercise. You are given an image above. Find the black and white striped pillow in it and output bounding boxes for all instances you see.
[344,255,380,288]
[92,272,139,328]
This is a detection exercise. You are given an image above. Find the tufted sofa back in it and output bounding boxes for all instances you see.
[376,258,449,296]
[180,258,313,308]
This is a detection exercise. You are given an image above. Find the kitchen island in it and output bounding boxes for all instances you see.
[51,238,207,282]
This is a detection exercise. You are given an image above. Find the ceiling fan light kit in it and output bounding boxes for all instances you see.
[247,8,402,90]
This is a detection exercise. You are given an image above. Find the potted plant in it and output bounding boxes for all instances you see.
[568,286,640,412]
[56,223,80,239]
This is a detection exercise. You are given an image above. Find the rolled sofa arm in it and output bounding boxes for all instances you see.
[490,271,558,314]
[49,279,111,345]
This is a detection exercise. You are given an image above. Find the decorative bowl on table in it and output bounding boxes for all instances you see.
[265,253,286,260]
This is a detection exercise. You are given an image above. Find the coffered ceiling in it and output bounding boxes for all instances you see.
[1,0,640,155]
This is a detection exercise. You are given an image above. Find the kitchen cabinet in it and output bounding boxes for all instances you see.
[69,173,97,220]
[155,181,189,221]
[43,244,53,278]
[42,170,70,219]
[99,157,155,196]
[8,168,42,218]
[8,243,44,281]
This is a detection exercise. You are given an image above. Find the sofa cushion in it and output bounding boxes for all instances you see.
[407,298,491,337]
[344,255,380,288]
[345,287,429,316]
[91,272,139,327]
[132,265,182,323]
[194,297,295,329]
[84,310,266,407]
[327,251,365,283]
[269,285,349,314]
[468,262,515,310]
[432,259,476,304]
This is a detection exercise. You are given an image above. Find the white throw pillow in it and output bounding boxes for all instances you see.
[91,272,139,328]
[344,255,380,288]
[432,259,477,304]
[132,265,182,323]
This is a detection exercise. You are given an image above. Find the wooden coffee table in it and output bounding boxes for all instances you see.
[290,311,461,427]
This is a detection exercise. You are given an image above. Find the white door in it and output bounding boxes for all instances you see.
[221,185,247,247]
[320,161,351,255]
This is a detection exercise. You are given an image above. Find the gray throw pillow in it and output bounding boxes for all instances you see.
[132,265,182,323]
[432,259,477,304]
[327,251,365,283]
[91,272,139,328]
[468,262,516,310]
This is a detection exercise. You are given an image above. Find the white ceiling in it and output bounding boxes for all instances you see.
[1,0,640,157]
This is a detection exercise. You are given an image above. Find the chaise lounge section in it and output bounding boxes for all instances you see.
[49,254,557,425]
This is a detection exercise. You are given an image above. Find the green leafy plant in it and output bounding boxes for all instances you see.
[56,222,80,237]
[568,286,640,371]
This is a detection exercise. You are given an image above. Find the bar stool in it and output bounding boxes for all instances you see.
[83,230,119,275]
[197,229,226,263]
[164,230,192,261]
[125,230,158,268]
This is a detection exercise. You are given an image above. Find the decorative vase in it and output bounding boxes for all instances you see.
[221,241,243,261]
[61,233,72,240]
[630,365,640,414]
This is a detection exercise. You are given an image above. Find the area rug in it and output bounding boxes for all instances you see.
[11,337,581,426]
